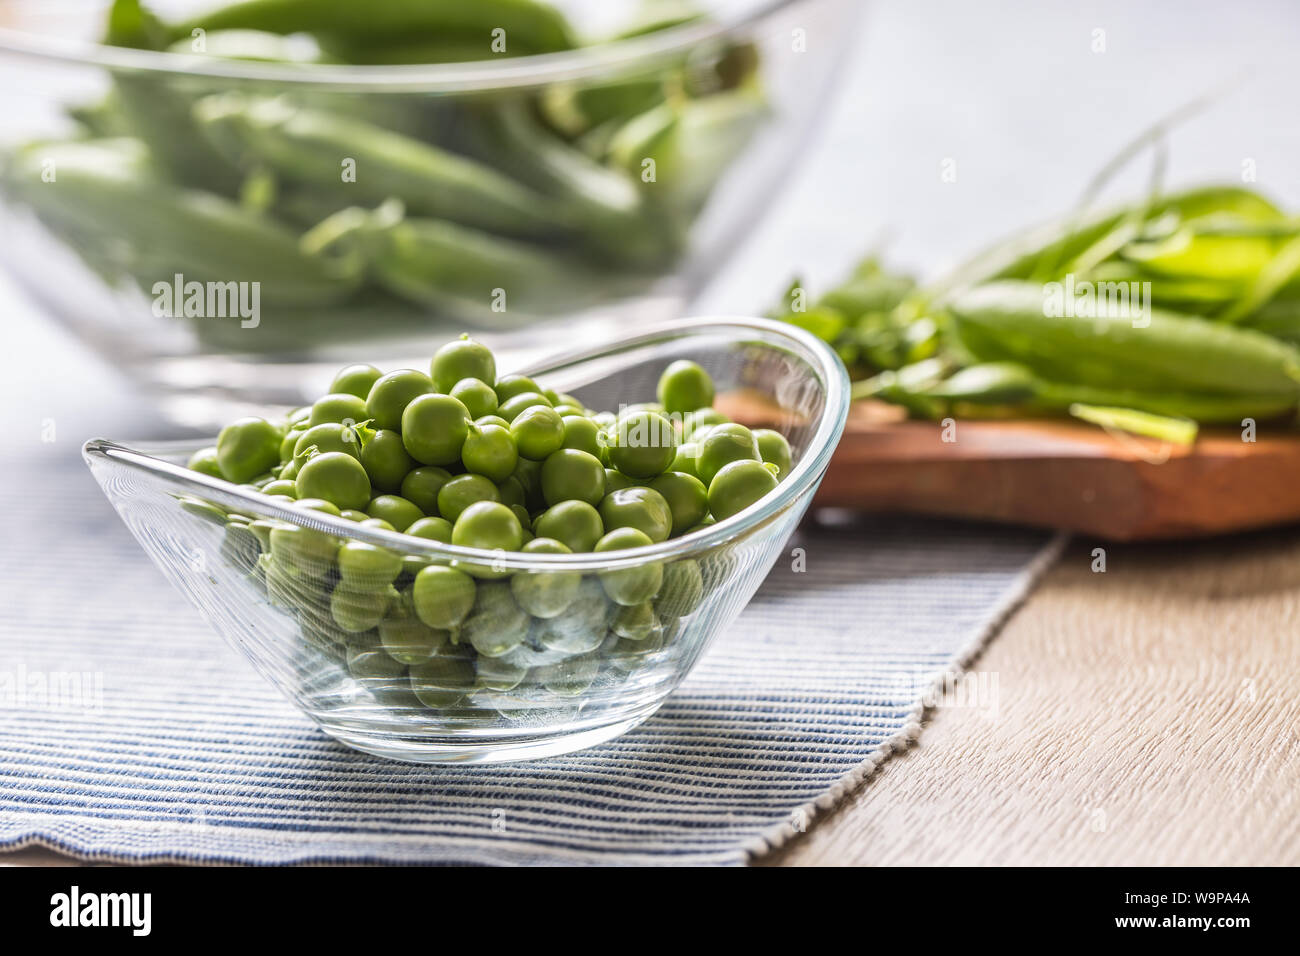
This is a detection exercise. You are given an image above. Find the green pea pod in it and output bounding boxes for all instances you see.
[104,0,169,49]
[935,186,1286,301]
[166,0,577,57]
[1067,405,1198,445]
[609,89,767,215]
[900,360,1294,424]
[3,138,361,306]
[540,77,669,139]
[1033,383,1297,424]
[301,202,617,325]
[109,71,245,194]
[463,98,684,268]
[922,362,1040,403]
[947,280,1300,398]
[1122,219,1300,284]
[192,93,566,239]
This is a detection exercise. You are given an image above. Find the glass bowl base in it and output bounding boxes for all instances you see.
[317,706,661,764]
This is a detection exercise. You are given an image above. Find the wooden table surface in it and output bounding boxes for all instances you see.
[6,530,1297,868]
[759,532,1300,866]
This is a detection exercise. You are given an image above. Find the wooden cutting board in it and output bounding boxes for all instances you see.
[718,392,1300,541]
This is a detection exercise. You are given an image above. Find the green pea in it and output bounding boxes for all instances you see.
[400,466,452,516]
[411,565,476,629]
[188,446,223,478]
[511,405,565,462]
[285,405,312,428]
[339,509,368,522]
[220,521,260,575]
[410,653,476,710]
[261,478,298,498]
[498,390,553,423]
[655,559,704,619]
[476,652,529,692]
[530,576,609,653]
[696,422,759,486]
[293,422,362,461]
[607,409,677,478]
[330,363,383,400]
[604,631,666,675]
[595,527,662,605]
[278,427,305,463]
[267,553,327,610]
[510,537,580,618]
[554,404,587,419]
[461,581,529,657]
[511,457,543,503]
[451,501,524,552]
[436,473,500,523]
[533,499,604,553]
[217,417,281,483]
[462,423,519,483]
[331,583,397,633]
[406,516,453,543]
[346,634,410,695]
[603,469,637,493]
[360,517,395,532]
[540,448,605,507]
[682,407,728,440]
[535,652,601,697]
[669,441,702,480]
[359,428,415,493]
[432,336,496,394]
[494,373,540,404]
[366,494,424,532]
[753,428,793,479]
[295,451,371,511]
[496,475,527,509]
[366,368,433,431]
[511,505,533,535]
[648,472,708,536]
[475,414,511,430]
[707,459,779,521]
[378,603,448,665]
[293,497,341,516]
[560,414,603,457]
[657,359,715,415]
[247,518,277,550]
[309,392,368,427]
[612,601,660,641]
[598,486,673,543]
[450,377,499,419]
[337,540,403,590]
[401,393,470,466]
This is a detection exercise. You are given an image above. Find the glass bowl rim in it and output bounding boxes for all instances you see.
[0,0,806,92]
[82,314,850,572]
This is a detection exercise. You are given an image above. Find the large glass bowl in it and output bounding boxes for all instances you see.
[83,317,850,762]
[0,0,861,415]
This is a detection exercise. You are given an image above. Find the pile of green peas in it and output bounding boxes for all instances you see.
[186,336,793,710]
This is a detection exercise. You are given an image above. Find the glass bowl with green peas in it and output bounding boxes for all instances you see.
[83,318,849,762]
[0,0,862,419]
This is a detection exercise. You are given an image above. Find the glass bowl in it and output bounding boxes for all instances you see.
[83,317,850,762]
[0,0,862,416]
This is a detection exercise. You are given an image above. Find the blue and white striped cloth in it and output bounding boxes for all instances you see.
[0,454,1058,865]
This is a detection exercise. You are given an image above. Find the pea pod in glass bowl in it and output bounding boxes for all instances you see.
[82,318,850,762]
[0,0,862,418]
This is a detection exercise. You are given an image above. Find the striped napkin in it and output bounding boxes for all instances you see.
[0,453,1058,865]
